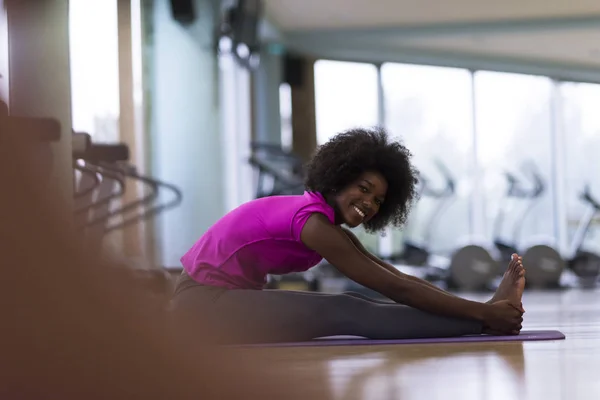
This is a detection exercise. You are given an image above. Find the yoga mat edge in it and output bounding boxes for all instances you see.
[233,330,566,349]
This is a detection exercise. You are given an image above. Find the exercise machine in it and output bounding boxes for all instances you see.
[561,185,600,287]
[248,142,305,198]
[503,163,565,288]
[417,160,498,291]
[492,165,544,266]
[494,163,599,288]
[491,162,565,288]
[74,141,183,235]
[72,133,183,297]
[387,164,455,268]
[385,171,429,266]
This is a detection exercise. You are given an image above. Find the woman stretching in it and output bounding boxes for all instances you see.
[172,127,525,344]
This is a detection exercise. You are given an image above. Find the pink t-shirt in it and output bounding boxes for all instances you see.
[180,191,336,290]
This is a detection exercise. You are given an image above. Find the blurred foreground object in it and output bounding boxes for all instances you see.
[0,104,330,400]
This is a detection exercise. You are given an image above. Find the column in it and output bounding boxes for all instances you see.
[252,47,283,144]
[290,55,317,161]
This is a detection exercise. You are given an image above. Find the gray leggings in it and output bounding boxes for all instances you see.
[171,272,482,344]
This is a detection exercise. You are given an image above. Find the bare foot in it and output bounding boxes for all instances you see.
[488,254,526,311]
[482,327,521,336]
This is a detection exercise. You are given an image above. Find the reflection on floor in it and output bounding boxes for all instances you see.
[234,289,600,400]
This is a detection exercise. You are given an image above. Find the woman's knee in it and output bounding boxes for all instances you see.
[340,291,365,300]
[341,291,391,303]
[331,292,376,315]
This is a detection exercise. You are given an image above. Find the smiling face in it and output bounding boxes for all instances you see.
[331,171,388,228]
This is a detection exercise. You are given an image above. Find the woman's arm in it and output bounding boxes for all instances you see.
[341,227,460,298]
[301,214,489,321]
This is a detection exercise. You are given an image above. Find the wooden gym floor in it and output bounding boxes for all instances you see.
[234,289,600,400]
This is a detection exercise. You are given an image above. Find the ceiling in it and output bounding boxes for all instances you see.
[264,0,600,30]
[262,0,600,72]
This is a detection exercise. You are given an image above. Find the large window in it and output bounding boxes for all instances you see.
[309,58,600,264]
[558,82,600,255]
[474,71,556,250]
[382,63,474,256]
[69,0,120,142]
[314,60,379,145]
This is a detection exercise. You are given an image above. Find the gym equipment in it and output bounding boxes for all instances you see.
[73,137,183,235]
[423,160,498,291]
[523,243,566,289]
[265,271,320,292]
[72,133,183,296]
[387,163,455,267]
[496,166,599,288]
[491,162,565,288]
[248,141,305,198]
[562,185,600,287]
[446,243,499,291]
[493,164,544,265]
[235,330,566,348]
[508,163,564,288]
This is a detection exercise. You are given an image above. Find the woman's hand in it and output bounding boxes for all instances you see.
[482,300,524,335]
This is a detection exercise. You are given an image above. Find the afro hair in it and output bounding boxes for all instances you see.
[304,126,419,233]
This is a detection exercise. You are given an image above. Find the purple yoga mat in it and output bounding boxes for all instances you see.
[239,330,565,348]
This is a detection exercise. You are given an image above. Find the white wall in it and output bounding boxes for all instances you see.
[150,0,224,267]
